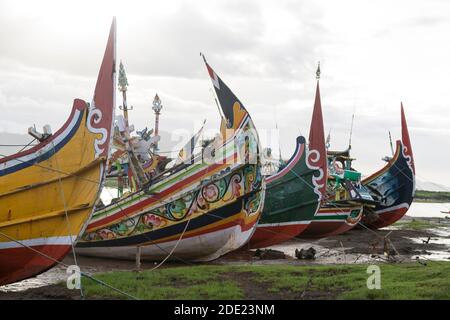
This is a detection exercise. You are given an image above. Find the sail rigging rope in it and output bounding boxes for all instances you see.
[392,162,450,214]
[0,151,200,266]
[0,163,443,299]
[287,159,450,265]
[0,143,38,147]
[3,147,443,248]
[0,230,138,300]
[286,166,444,267]
[0,172,195,298]
[50,141,84,299]
[102,184,196,266]
[149,217,192,272]
[0,150,400,262]
[1,148,447,291]
[0,151,143,298]
[108,156,216,271]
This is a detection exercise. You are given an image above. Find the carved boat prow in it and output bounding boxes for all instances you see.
[361,103,416,229]
[0,19,116,286]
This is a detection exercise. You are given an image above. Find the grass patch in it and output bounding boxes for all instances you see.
[77,262,450,300]
[394,219,442,230]
[81,265,244,300]
[340,262,450,299]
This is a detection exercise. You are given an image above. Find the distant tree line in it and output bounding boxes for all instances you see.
[415,190,450,203]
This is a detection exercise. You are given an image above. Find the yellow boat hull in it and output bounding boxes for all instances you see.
[0,19,116,286]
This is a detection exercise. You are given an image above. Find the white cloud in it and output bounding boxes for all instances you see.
[0,0,449,186]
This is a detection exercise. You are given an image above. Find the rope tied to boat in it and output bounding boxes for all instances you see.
[50,141,85,299]
[0,230,138,300]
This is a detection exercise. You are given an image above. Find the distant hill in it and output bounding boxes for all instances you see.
[416,178,450,192]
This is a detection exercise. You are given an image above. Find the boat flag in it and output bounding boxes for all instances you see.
[308,78,328,197]
[175,119,206,165]
[401,103,415,174]
[201,53,250,131]
[90,17,117,159]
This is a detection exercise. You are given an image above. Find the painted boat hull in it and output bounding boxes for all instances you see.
[249,222,310,249]
[248,137,323,249]
[77,197,259,262]
[249,81,327,249]
[299,206,363,238]
[0,243,70,286]
[361,106,415,229]
[361,141,415,229]
[78,60,267,262]
[77,119,265,262]
[0,21,116,286]
[362,204,409,230]
[0,102,104,286]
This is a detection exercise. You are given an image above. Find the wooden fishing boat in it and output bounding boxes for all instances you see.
[299,149,374,238]
[248,79,327,248]
[361,104,415,229]
[0,20,116,285]
[299,205,363,238]
[76,57,265,262]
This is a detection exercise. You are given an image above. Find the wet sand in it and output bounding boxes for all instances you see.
[1,214,449,299]
[218,215,450,265]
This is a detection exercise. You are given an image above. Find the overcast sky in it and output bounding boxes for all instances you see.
[0,0,449,188]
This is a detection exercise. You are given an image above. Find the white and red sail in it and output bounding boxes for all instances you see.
[307,80,327,198]
[88,18,117,159]
[401,103,415,174]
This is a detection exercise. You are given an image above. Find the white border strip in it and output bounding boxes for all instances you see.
[257,220,311,228]
[1,109,81,170]
[315,210,352,217]
[375,202,409,215]
[312,219,350,223]
[0,235,76,250]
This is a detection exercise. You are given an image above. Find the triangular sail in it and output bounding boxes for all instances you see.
[400,103,415,174]
[307,80,327,198]
[89,17,117,159]
[202,55,251,133]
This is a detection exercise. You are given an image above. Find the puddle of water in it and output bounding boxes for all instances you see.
[407,202,450,218]
[405,226,450,261]
[2,204,450,294]
[0,265,67,293]
[268,240,382,265]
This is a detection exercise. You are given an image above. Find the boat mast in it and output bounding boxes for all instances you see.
[389,131,394,156]
[117,61,148,190]
[348,112,355,150]
[152,94,163,153]
[118,61,131,126]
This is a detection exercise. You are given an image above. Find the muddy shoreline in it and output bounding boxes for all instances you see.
[1,215,449,300]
